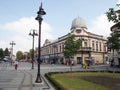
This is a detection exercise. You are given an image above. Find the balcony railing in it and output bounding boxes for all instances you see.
[79,47,92,52]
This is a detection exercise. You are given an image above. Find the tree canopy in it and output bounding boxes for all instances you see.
[63,34,82,58]
[4,48,10,56]
[0,48,10,59]
[0,48,4,58]
[107,33,120,52]
[106,5,120,52]
[106,7,120,23]
[16,51,23,60]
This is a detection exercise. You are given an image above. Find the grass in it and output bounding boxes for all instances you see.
[47,72,120,90]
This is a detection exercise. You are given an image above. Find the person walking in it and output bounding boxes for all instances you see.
[14,60,18,70]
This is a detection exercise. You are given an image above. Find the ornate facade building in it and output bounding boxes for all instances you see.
[41,17,107,64]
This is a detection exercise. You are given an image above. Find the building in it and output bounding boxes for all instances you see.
[108,22,120,66]
[41,17,107,64]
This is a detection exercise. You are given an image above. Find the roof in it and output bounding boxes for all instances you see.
[71,17,87,29]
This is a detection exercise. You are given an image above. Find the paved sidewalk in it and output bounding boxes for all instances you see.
[20,70,32,90]
[0,62,120,90]
[30,70,55,90]
[0,70,55,90]
[0,70,24,90]
[0,62,55,90]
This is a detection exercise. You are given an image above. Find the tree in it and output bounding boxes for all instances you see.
[28,48,37,59]
[4,48,10,56]
[106,7,120,23]
[29,49,33,58]
[16,51,23,60]
[106,5,120,53]
[34,48,38,57]
[0,48,4,58]
[63,34,82,58]
[107,33,120,52]
[27,52,31,59]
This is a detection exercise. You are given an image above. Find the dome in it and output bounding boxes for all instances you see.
[71,17,87,29]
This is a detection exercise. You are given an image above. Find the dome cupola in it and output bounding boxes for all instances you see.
[71,17,87,29]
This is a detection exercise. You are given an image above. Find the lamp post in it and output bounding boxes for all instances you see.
[10,41,16,65]
[35,3,46,83]
[29,29,38,69]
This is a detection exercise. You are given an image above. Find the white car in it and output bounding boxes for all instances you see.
[3,58,11,62]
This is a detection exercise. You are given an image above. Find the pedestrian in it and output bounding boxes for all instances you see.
[110,59,114,67]
[14,60,18,70]
[71,60,74,66]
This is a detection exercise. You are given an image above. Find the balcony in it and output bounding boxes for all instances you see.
[79,47,92,52]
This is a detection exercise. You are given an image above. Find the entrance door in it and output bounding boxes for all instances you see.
[77,57,82,64]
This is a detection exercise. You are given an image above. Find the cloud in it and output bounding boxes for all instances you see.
[0,17,53,54]
[89,14,114,37]
[0,40,9,50]
[117,0,120,4]
[3,17,52,36]
[0,14,116,55]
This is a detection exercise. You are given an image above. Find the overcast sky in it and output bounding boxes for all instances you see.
[0,0,119,55]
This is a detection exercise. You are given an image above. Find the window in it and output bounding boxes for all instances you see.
[96,41,98,51]
[76,29,81,33]
[92,41,95,50]
[104,43,107,52]
[84,41,87,47]
[99,42,102,51]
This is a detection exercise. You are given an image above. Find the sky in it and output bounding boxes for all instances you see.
[0,0,119,55]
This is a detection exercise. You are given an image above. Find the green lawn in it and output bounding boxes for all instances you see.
[48,72,120,90]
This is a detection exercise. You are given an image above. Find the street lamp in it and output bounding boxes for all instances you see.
[35,3,46,83]
[10,41,16,65]
[29,29,38,69]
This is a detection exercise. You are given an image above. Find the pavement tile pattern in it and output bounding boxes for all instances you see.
[0,62,120,90]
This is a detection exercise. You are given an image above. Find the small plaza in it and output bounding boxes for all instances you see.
[0,0,120,90]
[0,62,120,90]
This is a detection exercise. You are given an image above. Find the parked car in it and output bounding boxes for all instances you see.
[3,57,11,62]
[0,58,8,63]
